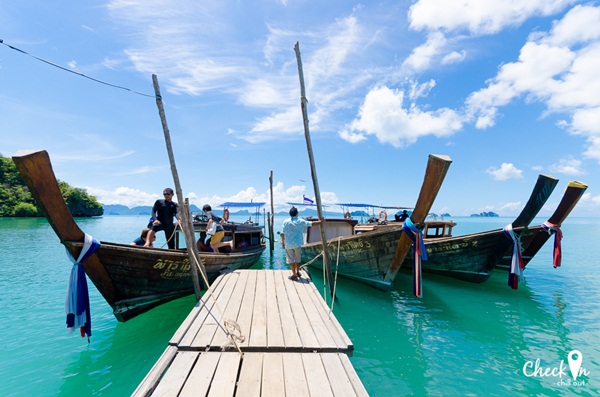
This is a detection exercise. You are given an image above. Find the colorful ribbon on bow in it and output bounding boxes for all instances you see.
[403,218,427,297]
[65,233,100,339]
[542,221,563,268]
[503,224,524,290]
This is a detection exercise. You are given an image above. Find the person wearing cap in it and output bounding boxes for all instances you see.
[281,206,312,281]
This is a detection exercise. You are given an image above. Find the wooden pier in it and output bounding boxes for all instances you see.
[132,269,368,396]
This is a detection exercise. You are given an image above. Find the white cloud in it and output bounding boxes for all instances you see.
[442,50,466,64]
[86,186,157,207]
[466,5,600,162]
[499,201,522,212]
[340,85,463,147]
[402,31,447,72]
[486,163,523,180]
[548,158,583,176]
[408,0,574,35]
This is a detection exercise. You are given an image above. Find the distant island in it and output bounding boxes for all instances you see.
[470,211,499,217]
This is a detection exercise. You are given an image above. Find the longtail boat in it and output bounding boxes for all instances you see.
[12,150,266,322]
[497,180,588,271]
[399,174,562,283]
[301,153,453,291]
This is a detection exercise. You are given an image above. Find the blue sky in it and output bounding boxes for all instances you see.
[1,0,599,217]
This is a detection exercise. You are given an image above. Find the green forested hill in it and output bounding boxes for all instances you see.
[0,154,103,217]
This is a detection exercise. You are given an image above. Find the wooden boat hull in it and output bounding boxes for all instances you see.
[302,227,403,291]
[65,241,265,321]
[401,227,525,283]
[302,174,559,291]
[12,149,266,322]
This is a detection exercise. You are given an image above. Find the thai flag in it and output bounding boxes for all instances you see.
[303,194,314,205]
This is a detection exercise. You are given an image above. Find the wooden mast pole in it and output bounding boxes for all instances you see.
[152,74,205,300]
[269,171,275,252]
[294,42,334,296]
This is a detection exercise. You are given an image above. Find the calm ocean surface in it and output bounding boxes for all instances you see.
[0,215,598,396]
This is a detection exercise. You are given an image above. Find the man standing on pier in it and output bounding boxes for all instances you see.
[281,206,312,281]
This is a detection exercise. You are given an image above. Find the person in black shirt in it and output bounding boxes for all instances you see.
[145,188,178,249]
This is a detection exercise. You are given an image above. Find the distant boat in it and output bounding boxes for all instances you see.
[12,150,266,322]
[301,154,453,291]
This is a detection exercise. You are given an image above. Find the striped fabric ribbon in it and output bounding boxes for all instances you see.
[542,221,563,268]
[65,233,101,339]
[403,218,427,297]
[503,224,524,290]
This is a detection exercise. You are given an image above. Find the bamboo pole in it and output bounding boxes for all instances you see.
[152,74,205,300]
[294,42,335,297]
[269,171,275,252]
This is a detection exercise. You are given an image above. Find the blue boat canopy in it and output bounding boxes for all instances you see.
[219,202,265,208]
[286,202,328,207]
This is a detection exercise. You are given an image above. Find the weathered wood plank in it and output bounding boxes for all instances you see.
[190,270,240,349]
[262,353,285,397]
[301,353,334,397]
[249,270,267,347]
[304,277,353,350]
[298,277,350,350]
[235,352,263,397]
[340,354,369,396]
[150,351,198,397]
[322,353,359,396]
[283,353,310,397]
[291,277,336,349]
[178,352,221,397]
[131,345,178,397]
[210,271,249,348]
[169,274,227,345]
[177,271,234,347]
[283,273,319,348]
[236,270,257,348]
[273,271,302,348]
[207,352,240,397]
[265,270,285,348]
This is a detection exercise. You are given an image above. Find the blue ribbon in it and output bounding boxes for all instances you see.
[65,234,100,339]
[403,218,427,261]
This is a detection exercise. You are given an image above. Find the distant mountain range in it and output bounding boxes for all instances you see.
[101,205,455,218]
[102,204,321,217]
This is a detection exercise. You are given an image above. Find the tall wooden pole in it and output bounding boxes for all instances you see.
[152,74,205,300]
[269,171,275,252]
[294,42,334,296]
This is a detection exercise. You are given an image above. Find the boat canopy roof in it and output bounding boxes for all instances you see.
[336,203,377,208]
[219,202,265,208]
[286,202,329,207]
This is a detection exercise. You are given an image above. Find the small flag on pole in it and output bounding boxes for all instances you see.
[303,194,314,205]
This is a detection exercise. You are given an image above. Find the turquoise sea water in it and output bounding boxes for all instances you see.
[0,215,598,396]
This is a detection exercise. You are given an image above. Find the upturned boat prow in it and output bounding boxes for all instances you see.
[503,180,588,269]
[384,153,452,283]
[12,150,118,305]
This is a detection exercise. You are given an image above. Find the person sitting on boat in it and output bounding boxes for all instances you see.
[203,204,233,252]
[281,206,313,281]
[395,210,409,222]
[131,228,155,247]
[145,188,179,249]
[196,232,213,252]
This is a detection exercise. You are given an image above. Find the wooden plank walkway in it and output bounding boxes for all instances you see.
[132,270,367,396]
